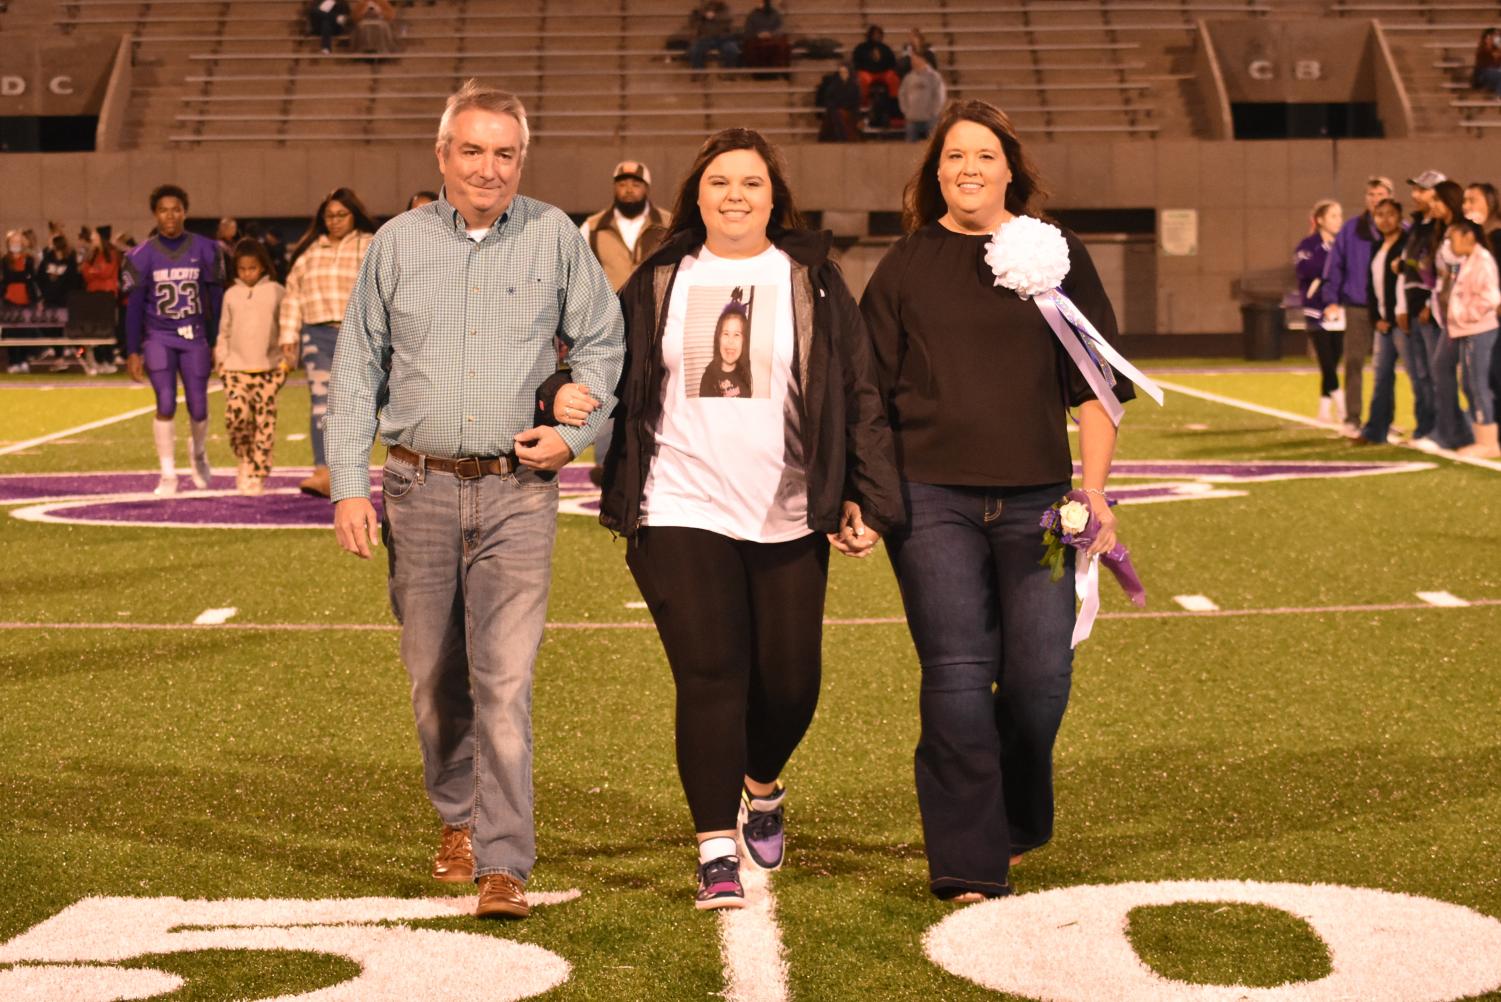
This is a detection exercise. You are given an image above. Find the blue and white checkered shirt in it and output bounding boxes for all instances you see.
[326,192,625,503]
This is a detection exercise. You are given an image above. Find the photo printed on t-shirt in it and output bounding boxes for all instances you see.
[684,285,774,400]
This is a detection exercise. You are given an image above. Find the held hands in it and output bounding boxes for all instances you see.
[515,426,574,471]
[1375,319,1391,335]
[125,353,145,383]
[1084,491,1118,557]
[1396,312,1409,332]
[827,500,880,558]
[1322,304,1342,324]
[552,382,600,427]
[1419,305,1432,325]
[334,497,380,559]
[280,343,301,370]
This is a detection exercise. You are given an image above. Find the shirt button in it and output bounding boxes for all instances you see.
[469,330,477,337]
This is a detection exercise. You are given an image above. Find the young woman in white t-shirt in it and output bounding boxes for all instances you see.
[555,129,902,910]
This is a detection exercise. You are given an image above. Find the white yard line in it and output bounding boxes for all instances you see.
[1415,591,1471,608]
[0,387,223,457]
[192,607,239,625]
[1155,379,1501,473]
[718,864,790,1002]
[1,599,1498,636]
[1172,594,1220,612]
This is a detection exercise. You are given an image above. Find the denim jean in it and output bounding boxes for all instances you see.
[1460,329,1498,424]
[1361,326,1410,443]
[380,451,559,883]
[301,323,339,466]
[1409,315,1439,440]
[689,35,740,68]
[884,480,1075,898]
[1427,323,1474,449]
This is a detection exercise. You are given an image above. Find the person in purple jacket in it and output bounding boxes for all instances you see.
[1295,199,1343,425]
[1320,175,1394,437]
[123,185,226,497]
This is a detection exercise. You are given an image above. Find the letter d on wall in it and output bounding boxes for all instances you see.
[0,76,26,97]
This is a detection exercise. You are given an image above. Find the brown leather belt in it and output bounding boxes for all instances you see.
[388,444,516,479]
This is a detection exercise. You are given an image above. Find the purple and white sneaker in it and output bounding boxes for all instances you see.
[739,784,786,871]
[695,855,746,910]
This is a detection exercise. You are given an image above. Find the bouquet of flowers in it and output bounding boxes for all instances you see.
[1039,490,1146,646]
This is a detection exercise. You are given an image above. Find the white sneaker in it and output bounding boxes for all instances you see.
[153,475,179,497]
[1340,422,1362,439]
[1332,394,1348,424]
[6,361,29,374]
[190,455,212,489]
[241,476,264,497]
[1410,436,1441,453]
[1316,395,1334,424]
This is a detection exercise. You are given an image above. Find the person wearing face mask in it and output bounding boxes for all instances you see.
[280,188,377,497]
[860,100,1133,903]
[123,185,227,496]
[1295,200,1345,426]
[580,128,901,910]
[328,80,623,921]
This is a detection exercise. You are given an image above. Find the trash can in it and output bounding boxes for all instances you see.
[1240,303,1283,361]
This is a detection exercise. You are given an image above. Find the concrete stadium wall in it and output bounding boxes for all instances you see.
[3,137,1497,334]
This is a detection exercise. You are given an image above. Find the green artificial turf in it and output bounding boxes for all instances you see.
[1126,902,1332,988]
[1,366,1499,1001]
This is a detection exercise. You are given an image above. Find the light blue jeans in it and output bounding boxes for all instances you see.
[301,323,340,466]
[1460,328,1498,424]
[380,450,559,883]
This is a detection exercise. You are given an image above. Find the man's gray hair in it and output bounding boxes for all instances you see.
[436,79,530,156]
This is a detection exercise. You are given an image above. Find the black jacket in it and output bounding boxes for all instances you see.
[598,228,904,539]
[1367,231,1408,328]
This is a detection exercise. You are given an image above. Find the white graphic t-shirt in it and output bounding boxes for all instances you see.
[640,244,808,542]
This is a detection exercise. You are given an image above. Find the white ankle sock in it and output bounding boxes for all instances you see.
[189,418,209,461]
[699,836,737,865]
[747,784,784,811]
[152,419,175,476]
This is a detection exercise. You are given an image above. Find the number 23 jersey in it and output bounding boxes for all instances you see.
[122,233,225,345]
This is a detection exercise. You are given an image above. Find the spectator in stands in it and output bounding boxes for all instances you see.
[1358,197,1410,447]
[352,0,398,55]
[898,27,938,75]
[689,0,741,70]
[260,228,290,282]
[281,187,377,497]
[1321,175,1392,438]
[742,0,790,71]
[307,0,351,55]
[1463,181,1501,259]
[852,25,900,104]
[1297,199,1344,426]
[37,233,80,324]
[217,217,241,258]
[577,161,671,484]
[407,190,439,210]
[899,52,945,142]
[1471,27,1501,97]
[81,225,124,369]
[1444,220,1500,457]
[816,63,862,142]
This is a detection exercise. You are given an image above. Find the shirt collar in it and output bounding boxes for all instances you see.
[435,188,513,236]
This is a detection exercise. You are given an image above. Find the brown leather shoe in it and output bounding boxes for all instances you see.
[475,872,529,919]
[431,825,473,884]
[298,464,331,497]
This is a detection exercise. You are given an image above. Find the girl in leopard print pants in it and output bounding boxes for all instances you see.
[216,240,292,495]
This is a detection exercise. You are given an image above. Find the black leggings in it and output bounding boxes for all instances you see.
[1309,327,1343,396]
[627,526,829,833]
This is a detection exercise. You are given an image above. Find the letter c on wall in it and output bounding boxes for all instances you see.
[48,75,75,95]
[1248,59,1275,81]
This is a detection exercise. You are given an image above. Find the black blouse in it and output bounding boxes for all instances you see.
[859,221,1132,487]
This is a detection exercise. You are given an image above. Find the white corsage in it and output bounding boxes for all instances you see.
[982,215,1071,300]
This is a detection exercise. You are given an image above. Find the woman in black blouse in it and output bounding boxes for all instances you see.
[860,99,1132,902]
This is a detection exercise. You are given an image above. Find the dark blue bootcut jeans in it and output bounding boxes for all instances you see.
[885,480,1076,899]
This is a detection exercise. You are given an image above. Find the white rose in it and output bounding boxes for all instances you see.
[1058,500,1090,535]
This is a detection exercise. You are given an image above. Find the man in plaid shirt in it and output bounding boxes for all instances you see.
[327,80,624,920]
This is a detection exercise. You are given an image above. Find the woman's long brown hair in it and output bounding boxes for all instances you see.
[901,99,1049,233]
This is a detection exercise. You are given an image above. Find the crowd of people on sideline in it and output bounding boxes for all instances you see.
[4,224,135,374]
[1296,170,1501,458]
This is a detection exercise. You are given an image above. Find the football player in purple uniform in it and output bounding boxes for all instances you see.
[124,185,226,497]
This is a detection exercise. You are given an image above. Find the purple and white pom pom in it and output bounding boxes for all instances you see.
[983,215,1071,300]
